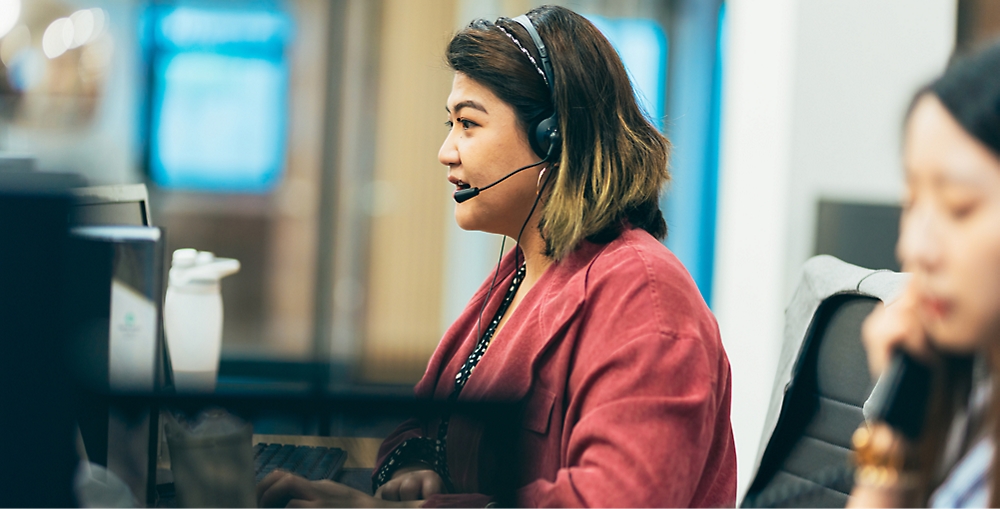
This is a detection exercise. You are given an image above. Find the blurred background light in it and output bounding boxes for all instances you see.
[40,8,106,62]
[159,8,290,47]
[0,0,21,40]
[69,9,95,49]
[147,6,292,193]
[42,17,73,59]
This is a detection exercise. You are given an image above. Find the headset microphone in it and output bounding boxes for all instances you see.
[452,158,547,203]
[452,186,479,204]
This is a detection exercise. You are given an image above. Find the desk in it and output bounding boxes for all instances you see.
[253,434,382,469]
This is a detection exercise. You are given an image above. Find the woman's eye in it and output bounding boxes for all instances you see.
[949,202,978,220]
[443,119,477,130]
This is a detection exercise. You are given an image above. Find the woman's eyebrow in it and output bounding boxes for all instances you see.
[935,166,996,188]
[445,100,488,115]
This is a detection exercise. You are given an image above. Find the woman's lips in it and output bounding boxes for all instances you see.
[921,296,953,319]
[448,176,471,190]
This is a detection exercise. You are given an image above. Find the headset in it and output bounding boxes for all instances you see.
[510,14,561,161]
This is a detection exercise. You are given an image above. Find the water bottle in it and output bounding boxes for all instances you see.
[163,249,240,392]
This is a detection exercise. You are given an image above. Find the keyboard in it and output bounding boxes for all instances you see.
[253,443,348,483]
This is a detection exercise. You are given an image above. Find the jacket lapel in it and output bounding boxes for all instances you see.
[459,241,606,401]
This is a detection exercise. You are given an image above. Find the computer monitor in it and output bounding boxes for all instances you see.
[68,184,166,391]
[71,184,152,227]
[68,183,169,505]
[70,224,166,507]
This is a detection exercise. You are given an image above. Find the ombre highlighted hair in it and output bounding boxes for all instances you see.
[446,5,670,260]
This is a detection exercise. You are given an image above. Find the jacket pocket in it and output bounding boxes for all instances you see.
[522,388,556,435]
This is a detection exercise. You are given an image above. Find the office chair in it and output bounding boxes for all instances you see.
[741,255,909,508]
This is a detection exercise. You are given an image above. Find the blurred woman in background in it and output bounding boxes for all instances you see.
[850,40,1000,508]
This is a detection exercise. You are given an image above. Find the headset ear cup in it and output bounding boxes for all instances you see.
[532,115,560,160]
[546,127,561,160]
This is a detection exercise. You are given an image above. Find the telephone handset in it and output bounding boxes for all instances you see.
[866,350,934,440]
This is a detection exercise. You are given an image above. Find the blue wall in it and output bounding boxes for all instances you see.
[662,0,725,305]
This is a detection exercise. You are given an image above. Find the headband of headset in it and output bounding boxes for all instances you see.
[511,15,554,93]
[503,14,561,161]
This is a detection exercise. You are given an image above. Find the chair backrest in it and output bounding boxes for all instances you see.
[742,293,879,508]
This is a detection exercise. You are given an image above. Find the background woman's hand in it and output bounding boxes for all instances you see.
[374,465,444,502]
[257,470,423,508]
[861,283,930,378]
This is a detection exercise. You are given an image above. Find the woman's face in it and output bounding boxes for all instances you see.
[438,72,543,237]
[899,94,1000,353]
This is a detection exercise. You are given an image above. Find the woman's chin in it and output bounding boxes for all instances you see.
[924,318,984,355]
[453,209,480,232]
[454,213,506,237]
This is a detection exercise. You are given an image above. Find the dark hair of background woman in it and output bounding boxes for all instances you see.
[904,39,1000,508]
[445,5,671,260]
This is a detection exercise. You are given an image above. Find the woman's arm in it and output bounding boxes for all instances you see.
[847,285,926,508]
[257,419,447,507]
[375,465,443,502]
[372,418,447,500]
[846,423,911,508]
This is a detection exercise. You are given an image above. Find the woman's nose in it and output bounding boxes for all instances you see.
[897,203,943,273]
[438,132,459,167]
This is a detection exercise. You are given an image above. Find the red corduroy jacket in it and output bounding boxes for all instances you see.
[374,228,737,508]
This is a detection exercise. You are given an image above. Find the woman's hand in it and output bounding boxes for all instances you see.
[374,465,444,502]
[846,423,911,508]
[861,283,930,378]
[257,470,423,508]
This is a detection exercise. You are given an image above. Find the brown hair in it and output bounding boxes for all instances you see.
[446,5,670,260]
[905,356,974,507]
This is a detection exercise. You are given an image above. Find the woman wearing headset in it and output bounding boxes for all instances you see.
[259,6,735,507]
[848,42,1000,507]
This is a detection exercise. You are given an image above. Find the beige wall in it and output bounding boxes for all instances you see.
[361,0,458,383]
[264,0,329,356]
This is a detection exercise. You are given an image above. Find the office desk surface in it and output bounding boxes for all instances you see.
[253,434,382,469]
